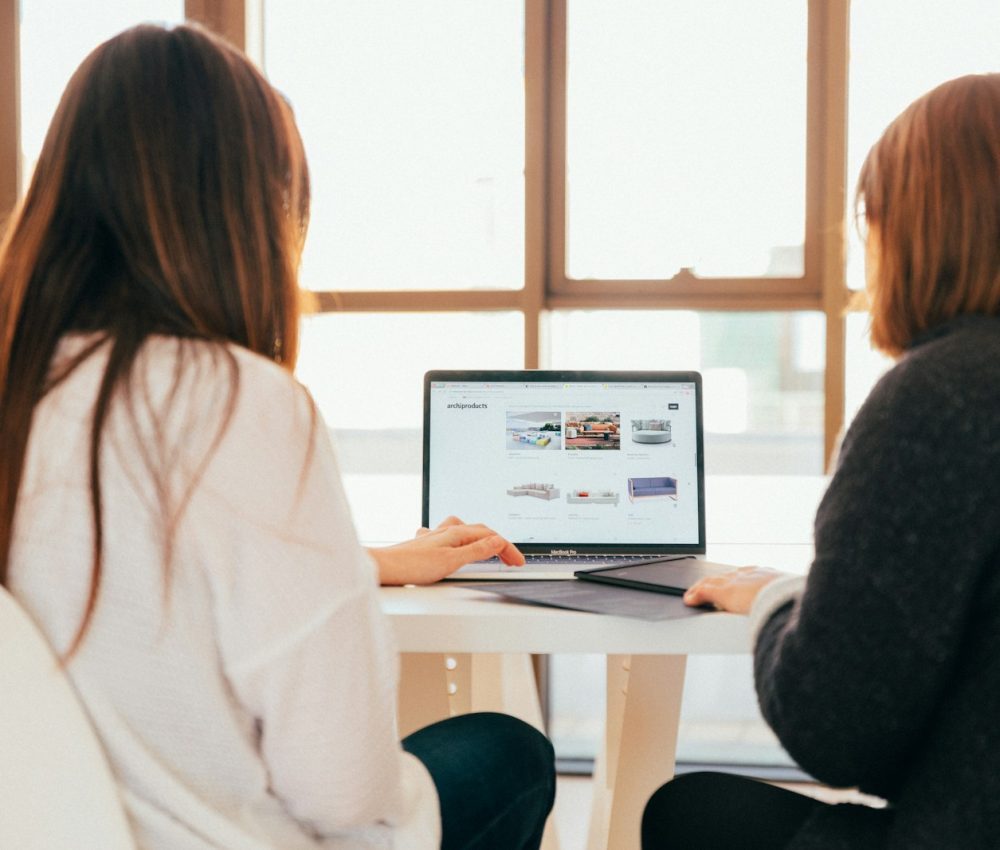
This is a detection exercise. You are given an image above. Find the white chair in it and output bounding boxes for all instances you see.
[0,586,136,849]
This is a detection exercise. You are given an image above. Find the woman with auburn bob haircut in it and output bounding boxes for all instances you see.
[0,24,553,850]
[642,74,1000,849]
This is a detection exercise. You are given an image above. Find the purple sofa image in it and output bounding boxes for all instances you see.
[627,476,678,502]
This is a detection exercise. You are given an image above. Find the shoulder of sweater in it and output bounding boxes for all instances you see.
[907,313,1000,354]
[854,317,1000,436]
[895,315,1000,391]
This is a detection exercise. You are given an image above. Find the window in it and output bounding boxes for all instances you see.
[845,1,1000,292]
[565,1,807,281]
[842,0,1000,408]
[298,311,523,542]
[265,1,525,292]
[547,310,824,474]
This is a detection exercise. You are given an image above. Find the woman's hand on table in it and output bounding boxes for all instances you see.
[683,566,785,614]
[368,516,525,586]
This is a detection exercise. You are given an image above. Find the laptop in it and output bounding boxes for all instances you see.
[423,370,707,580]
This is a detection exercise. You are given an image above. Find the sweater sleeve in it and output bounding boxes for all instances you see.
[187,352,415,839]
[754,344,1000,797]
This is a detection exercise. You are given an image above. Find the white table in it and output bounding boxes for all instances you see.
[382,543,812,850]
[358,476,826,850]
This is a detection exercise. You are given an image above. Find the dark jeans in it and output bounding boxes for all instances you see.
[402,712,556,850]
[642,771,826,850]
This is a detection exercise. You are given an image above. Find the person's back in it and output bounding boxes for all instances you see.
[755,313,1000,847]
[872,321,1000,847]
[642,73,1000,849]
[11,335,425,848]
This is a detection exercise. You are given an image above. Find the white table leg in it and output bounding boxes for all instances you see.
[468,654,546,731]
[397,652,478,734]
[589,654,687,850]
[397,653,453,738]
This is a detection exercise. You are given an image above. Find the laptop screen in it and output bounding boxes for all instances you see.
[423,371,705,555]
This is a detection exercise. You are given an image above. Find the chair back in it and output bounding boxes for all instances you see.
[0,586,136,849]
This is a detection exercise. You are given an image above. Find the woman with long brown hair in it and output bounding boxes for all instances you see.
[641,73,1000,849]
[0,23,553,850]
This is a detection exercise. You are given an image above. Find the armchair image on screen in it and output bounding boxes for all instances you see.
[631,419,672,444]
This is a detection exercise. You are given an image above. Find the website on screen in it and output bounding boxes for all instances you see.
[427,380,700,545]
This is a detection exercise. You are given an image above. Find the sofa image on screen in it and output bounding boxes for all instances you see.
[564,416,621,449]
[627,476,678,502]
[510,432,552,447]
[506,411,561,451]
[631,419,672,444]
[507,483,560,500]
[567,490,619,506]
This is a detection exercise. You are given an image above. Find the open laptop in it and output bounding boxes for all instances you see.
[423,370,707,580]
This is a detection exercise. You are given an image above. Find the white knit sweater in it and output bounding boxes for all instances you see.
[9,335,439,850]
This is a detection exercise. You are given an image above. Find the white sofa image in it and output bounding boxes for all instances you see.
[566,490,619,506]
[507,483,560,500]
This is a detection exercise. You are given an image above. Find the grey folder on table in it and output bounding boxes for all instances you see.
[469,580,710,621]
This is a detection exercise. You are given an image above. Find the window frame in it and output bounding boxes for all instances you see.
[0,0,19,217]
[0,0,853,467]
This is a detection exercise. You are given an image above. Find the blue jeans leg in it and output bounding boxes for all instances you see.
[402,712,556,850]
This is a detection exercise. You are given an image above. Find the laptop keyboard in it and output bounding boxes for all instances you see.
[474,553,691,569]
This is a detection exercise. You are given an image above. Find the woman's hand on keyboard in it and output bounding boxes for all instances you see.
[369,516,525,585]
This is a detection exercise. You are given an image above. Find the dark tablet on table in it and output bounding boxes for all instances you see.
[574,558,733,596]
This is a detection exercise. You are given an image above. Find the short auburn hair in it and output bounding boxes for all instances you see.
[856,73,1000,357]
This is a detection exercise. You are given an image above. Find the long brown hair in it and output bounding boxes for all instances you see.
[856,73,1000,356]
[0,24,310,652]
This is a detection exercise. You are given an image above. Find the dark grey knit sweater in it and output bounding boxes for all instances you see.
[755,315,1000,849]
